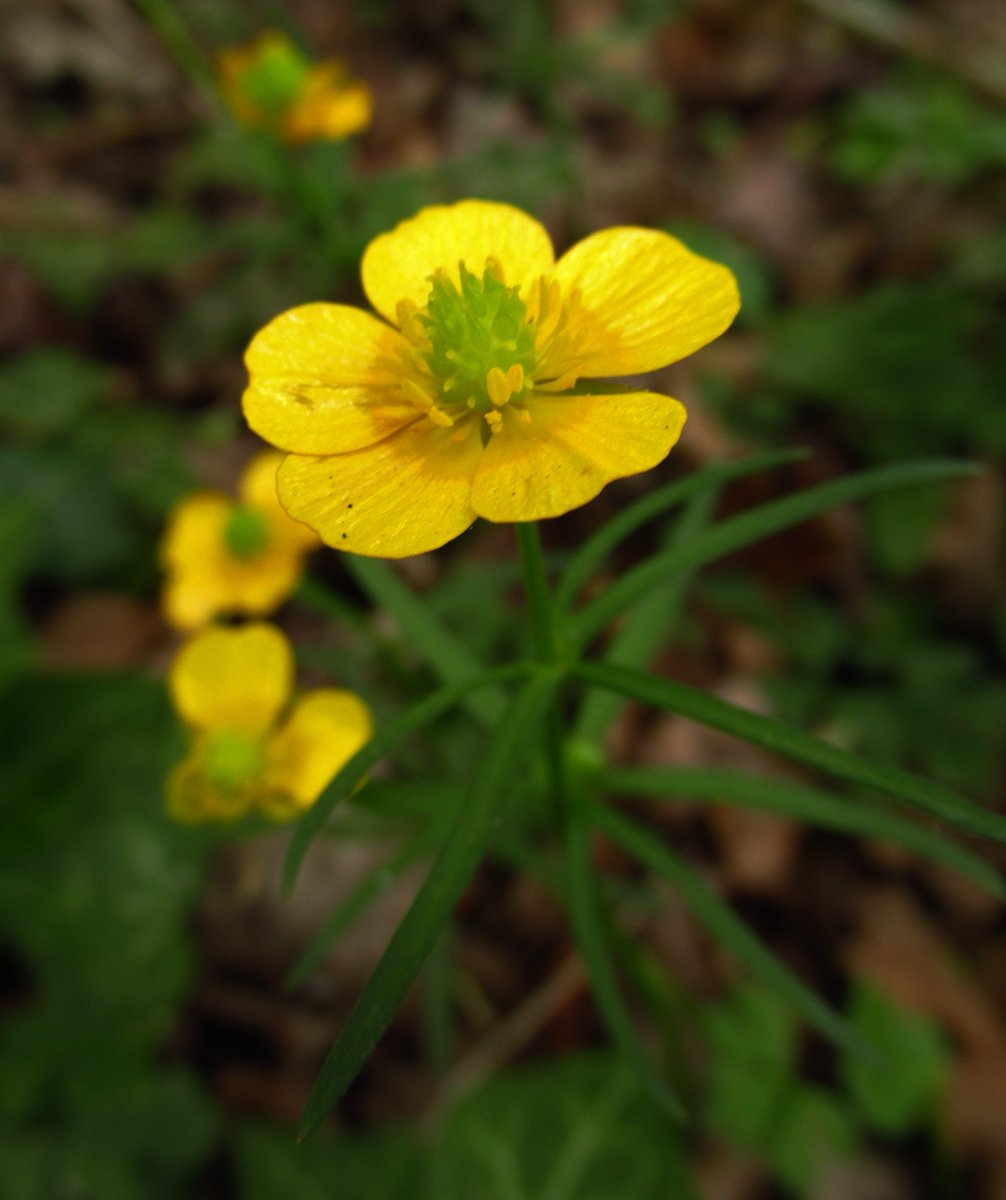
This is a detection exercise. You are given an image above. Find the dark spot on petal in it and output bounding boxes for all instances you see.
[347,503,353,508]
[341,533,348,539]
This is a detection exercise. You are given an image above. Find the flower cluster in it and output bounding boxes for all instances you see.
[160,455,370,823]
[160,450,317,631]
[218,31,371,144]
[242,199,739,557]
[167,623,371,823]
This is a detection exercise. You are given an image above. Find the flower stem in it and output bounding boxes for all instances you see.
[515,521,561,665]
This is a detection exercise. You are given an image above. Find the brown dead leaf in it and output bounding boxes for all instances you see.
[40,592,163,670]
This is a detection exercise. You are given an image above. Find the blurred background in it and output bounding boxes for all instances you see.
[1,0,1005,1196]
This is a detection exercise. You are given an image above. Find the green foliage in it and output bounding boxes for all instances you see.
[832,67,1006,185]
[432,1053,695,1200]
[701,578,1006,797]
[842,982,949,1135]
[236,1123,420,1200]
[235,1053,694,1200]
[0,349,110,438]
[702,981,950,1194]
[0,675,215,1197]
[0,406,191,585]
[764,284,1002,460]
[701,983,797,1148]
[0,503,36,689]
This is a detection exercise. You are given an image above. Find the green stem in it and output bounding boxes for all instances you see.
[133,0,218,99]
[515,521,561,664]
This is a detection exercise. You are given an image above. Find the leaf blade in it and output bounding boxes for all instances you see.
[574,660,1006,844]
[297,671,558,1138]
[573,459,983,649]
[599,766,1004,896]
[556,448,807,611]
[594,805,870,1057]
[283,664,531,894]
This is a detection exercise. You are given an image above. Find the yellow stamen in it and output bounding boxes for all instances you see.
[484,410,503,433]
[426,407,454,428]
[485,366,512,408]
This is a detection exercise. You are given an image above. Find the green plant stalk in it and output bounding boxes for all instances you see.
[515,522,562,663]
[133,0,218,99]
[515,520,683,1116]
[296,670,557,1137]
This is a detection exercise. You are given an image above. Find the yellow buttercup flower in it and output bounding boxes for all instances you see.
[218,30,371,144]
[160,450,318,631]
[167,623,372,823]
[242,200,740,558]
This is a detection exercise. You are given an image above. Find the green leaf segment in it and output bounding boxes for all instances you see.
[290,453,1003,1135]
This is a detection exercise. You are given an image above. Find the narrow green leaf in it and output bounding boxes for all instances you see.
[599,766,1004,897]
[574,484,719,742]
[556,448,807,611]
[346,555,505,727]
[573,459,982,648]
[593,806,870,1058]
[284,664,531,894]
[565,802,685,1120]
[574,660,1006,844]
[285,832,440,991]
[297,672,558,1138]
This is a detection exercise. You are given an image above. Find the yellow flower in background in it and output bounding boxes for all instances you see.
[160,450,318,631]
[218,30,371,144]
[167,623,372,823]
[243,199,740,558]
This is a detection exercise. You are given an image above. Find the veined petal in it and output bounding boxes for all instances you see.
[264,688,373,811]
[239,450,318,550]
[277,422,483,557]
[471,390,687,523]
[361,200,555,325]
[243,304,416,453]
[551,228,739,376]
[169,623,294,734]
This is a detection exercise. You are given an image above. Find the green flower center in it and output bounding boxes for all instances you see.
[202,729,266,791]
[224,505,270,559]
[419,262,537,414]
[239,40,310,115]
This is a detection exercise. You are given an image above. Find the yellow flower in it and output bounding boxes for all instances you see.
[242,200,740,558]
[167,622,372,823]
[160,450,318,631]
[217,31,371,144]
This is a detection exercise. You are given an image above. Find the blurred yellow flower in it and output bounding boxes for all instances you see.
[167,622,372,823]
[160,450,317,631]
[242,199,740,558]
[218,30,371,144]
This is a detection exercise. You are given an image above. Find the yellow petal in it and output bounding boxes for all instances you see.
[239,450,318,550]
[169,622,293,734]
[160,492,231,569]
[277,422,483,557]
[285,71,372,141]
[470,390,686,522]
[162,568,232,632]
[243,304,416,454]
[361,200,555,326]
[264,688,373,812]
[550,227,739,376]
